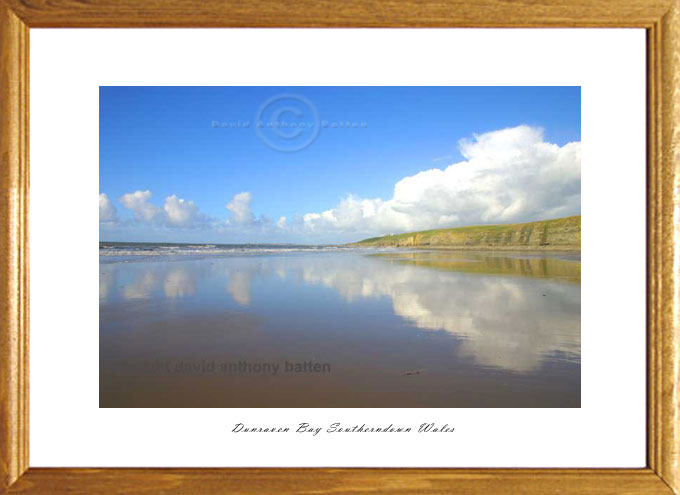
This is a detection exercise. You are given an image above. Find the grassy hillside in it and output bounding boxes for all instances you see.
[350,215,580,250]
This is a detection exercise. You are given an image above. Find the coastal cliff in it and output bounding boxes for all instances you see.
[350,215,580,250]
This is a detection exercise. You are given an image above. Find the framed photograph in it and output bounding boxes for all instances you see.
[1,1,679,494]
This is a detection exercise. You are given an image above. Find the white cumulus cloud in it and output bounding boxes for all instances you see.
[301,125,580,235]
[226,192,256,225]
[117,190,205,229]
[164,195,204,228]
[119,190,162,223]
[104,125,579,240]
[99,193,118,223]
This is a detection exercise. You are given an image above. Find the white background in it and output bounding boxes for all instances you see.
[30,29,646,467]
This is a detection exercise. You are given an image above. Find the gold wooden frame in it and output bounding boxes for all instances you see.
[1,1,678,493]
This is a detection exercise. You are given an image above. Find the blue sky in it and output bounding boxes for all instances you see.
[100,86,581,244]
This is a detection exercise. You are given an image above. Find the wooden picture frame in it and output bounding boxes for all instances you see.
[1,1,678,493]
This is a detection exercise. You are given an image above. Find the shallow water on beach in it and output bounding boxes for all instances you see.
[99,249,580,407]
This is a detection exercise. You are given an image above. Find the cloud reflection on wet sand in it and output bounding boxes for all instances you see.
[100,250,580,407]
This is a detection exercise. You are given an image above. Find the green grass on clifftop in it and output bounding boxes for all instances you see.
[349,215,580,250]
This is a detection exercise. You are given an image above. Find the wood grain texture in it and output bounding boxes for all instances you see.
[655,1,680,493]
[0,1,29,491]
[3,468,675,495]
[0,0,679,493]
[2,0,676,27]
[648,16,663,483]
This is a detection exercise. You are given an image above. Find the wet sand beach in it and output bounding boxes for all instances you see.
[100,249,580,407]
